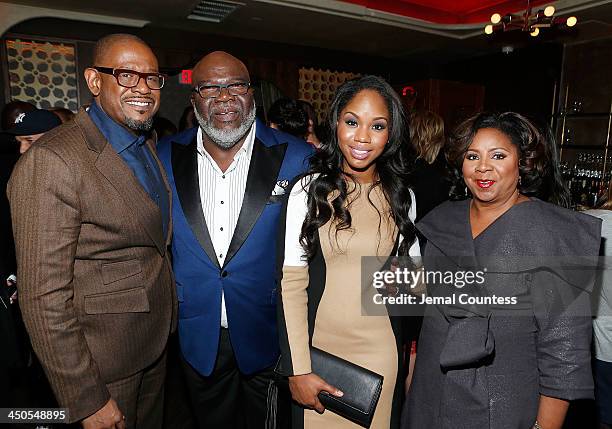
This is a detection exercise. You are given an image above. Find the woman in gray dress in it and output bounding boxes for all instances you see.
[402,112,601,429]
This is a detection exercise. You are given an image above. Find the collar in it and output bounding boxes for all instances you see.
[196,121,256,173]
[88,101,145,153]
[416,199,475,261]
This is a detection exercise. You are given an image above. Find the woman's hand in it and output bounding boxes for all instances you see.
[288,373,343,413]
[534,395,569,429]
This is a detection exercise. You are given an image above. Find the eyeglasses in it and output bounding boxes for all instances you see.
[193,82,251,99]
[92,67,165,90]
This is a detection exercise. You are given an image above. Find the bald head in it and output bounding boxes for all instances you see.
[93,33,151,66]
[192,51,249,84]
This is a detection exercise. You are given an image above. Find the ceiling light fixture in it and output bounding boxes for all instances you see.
[484,1,578,36]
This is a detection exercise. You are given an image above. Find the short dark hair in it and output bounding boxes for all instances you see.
[297,99,317,126]
[93,33,148,65]
[446,111,569,207]
[267,98,309,137]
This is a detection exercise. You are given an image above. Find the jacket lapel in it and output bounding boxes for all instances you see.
[75,110,166,254]
[171,137,220,269]
[416,199,477,265]
[223,138,287,267]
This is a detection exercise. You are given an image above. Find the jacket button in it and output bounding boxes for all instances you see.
[221,271,229,278]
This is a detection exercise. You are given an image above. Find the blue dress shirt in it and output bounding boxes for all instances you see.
[88,101,169,237]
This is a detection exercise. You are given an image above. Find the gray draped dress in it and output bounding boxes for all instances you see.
[402,198,601,429]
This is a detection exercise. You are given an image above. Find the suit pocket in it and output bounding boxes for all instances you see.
[84,287,150,314]
[100,259,142,285]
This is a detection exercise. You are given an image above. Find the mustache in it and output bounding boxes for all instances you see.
[122,96,155,102]
[210,105,242,115]
[192,99,255,124]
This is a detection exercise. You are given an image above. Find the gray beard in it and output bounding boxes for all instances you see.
[124,116,153,132]
[194,104,256,150]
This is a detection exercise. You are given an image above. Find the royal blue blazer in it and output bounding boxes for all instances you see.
[158,119,312,376]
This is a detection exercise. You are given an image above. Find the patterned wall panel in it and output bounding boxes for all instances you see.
[5,38,79,111]
[298,67,360,124]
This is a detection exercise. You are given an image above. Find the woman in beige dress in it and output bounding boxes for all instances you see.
[276,75,420,429]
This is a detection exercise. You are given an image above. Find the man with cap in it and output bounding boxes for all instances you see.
[4,108,62,154]
[0,101,39,395]
[8,33,175,429]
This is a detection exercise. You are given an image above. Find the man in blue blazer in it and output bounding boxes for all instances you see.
[157,51,312,429]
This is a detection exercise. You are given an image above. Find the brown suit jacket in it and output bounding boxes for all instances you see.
[7,109,177,423]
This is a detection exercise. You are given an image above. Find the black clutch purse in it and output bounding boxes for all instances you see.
[311,347,383,428]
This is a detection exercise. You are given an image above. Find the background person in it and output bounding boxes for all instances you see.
[49,107,76,123]
[277,75,420,429]
[586,194,612,429]
[297,99,322,149]
[0,100,36,410]
[402,112,601,429]
[1,105,62,410]
[3,108,62,154]
[0,100,35,291]
[407,109,450,221]
[267,97,309,139]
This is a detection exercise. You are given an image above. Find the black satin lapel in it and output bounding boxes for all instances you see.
[171,138,220,269]
[95,144,165,254]
[224,139,287,267]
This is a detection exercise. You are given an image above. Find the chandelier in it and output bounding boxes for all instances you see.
[484,1,577,37]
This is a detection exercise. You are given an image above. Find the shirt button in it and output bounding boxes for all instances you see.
[219,253,223,258]
[222,175,226,179]
[220,201,224,204]
[221,271,229,278]
[220,227,224,231]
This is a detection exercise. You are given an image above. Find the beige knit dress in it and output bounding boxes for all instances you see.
[280,181,418,428]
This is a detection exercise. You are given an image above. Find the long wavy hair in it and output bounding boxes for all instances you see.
[446,112,570,208]
[299,75,415,260]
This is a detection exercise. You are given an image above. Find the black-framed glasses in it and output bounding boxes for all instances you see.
[92,66,165,90]
[193,82,251,99]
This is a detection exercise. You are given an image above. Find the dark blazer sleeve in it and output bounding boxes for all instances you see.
[533,269,594,400]
[533,214,601,401]
[8,146,110,422]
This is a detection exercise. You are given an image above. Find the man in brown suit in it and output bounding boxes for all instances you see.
[7,34,176,429]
